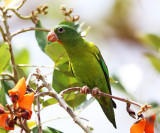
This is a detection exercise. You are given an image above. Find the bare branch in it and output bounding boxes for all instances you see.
[17,0,27,10]
[32,73,92,133]
[5,8,32,20]
[0,73,16,82]
[0,25,6,41]
[59,87,143,107]
[36,92,42,133]
[11,27,50,37]
[2,11,18,83]
[17,64,53,68]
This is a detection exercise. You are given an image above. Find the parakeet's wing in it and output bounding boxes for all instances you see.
[90,42,116,108]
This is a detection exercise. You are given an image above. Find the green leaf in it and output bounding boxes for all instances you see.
[15,48,30,64]
[75,97,95,113]
[0,81,8,107]
[32,126,63,133]
[139,34,160,52]
[14,66,27,79]
[35,21,49,52]
[33,97,44,105]
[145,53,160,72]
[65,91,86,108]
[1,80,14,96]
[111,75,135,100]
[52,67,81,93]
[52,66,86,108]
[45,42,69,66]
[111,75,127,93]
[42,91,86,108]
[0,127,6,133]
[42,98,58,108]
[81,26,91,37]
[27,121,36,129]
[0,43,11,74]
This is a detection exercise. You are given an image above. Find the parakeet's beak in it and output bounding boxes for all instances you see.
[47,30,58,42]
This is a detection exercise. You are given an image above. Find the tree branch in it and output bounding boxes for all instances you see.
[11,27,50,37]
[36,92,42,133]
[5,8,32,20]
[2,10,18,83]
[59,87,143,107]
[0,25,6,41]
[0,73,16,82]
[17,64,53,68]
[32,73,92,133]
[16,0,27,10]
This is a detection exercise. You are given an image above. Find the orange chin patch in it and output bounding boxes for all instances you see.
[58,41,63,45]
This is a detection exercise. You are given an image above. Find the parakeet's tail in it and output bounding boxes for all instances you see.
[97,97,117,128]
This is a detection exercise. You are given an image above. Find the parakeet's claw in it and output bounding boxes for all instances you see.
[92,87,101,99]
[80,86,89,94]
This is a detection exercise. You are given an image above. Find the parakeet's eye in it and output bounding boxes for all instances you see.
[58,27,65,33]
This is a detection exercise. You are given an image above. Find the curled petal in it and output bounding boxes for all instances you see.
[130,119,146,133]
[0,114,8,129]
[0,114,14,130]
[18,92,34,119]
[144,114,156,133]
[8,77,26,101]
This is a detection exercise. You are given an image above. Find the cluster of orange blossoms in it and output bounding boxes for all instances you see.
[0,77,34,130]
[130,114,156,133]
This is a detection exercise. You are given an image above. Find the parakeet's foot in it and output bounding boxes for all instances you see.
[92,87,101,99]
[80,86,90,94]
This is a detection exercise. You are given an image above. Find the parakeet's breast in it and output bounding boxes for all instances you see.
[69,51,107,92]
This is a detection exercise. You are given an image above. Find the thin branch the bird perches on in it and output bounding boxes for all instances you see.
[28,73,92,133]
[59,87,143,107]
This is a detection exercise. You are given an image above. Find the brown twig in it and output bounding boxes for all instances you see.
[5,8,32,20]
[2,9,18,83]
[0,25,6,41]
[11,27,50,37]
[17,0,27,10]
[36,92,42,133]
[0,73,16,82]
[59,87,143,107]
[17,64,53,68]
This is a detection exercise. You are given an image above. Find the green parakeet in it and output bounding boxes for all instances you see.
[47,22,116,128]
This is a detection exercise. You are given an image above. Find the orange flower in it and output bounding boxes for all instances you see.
[8,77,26,101]
[130,119,146,133]
[144,114,156,133]
[130,114,156,133]
[0,114,14,130]
[18,92,34,119]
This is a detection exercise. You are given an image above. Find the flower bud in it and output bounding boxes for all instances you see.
[8,77,26,102]
[10,95,18,103]
[0,104,5,114]
[20,110,29,119]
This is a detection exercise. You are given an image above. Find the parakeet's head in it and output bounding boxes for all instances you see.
[47,24,83,45]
